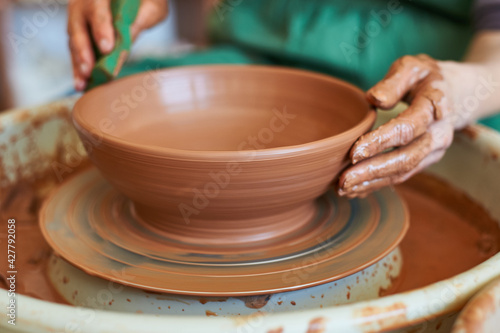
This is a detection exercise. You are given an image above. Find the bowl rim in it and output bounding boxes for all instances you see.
[72,65,376,160]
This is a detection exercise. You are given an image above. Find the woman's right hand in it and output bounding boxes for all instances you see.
[68,0,169,91]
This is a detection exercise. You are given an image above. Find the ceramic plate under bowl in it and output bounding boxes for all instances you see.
[40,167,408,296]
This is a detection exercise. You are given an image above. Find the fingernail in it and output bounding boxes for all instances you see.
[74,77,85,91]
[338,181,361,197]
[80,62,90,75]
[99,38,112,53]
[367,89,386,105]
[342,189,358,199]
[352,147,369,164]
[341,175,353,189]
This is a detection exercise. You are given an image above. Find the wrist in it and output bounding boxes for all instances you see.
[438,61,500,129]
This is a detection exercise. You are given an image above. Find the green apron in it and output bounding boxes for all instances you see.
[121,0,500,130]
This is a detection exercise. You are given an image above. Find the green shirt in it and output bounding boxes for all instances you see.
[122,0,500,130]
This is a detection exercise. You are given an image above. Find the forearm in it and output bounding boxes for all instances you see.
[451,31,500,123]
[338,24,500,197]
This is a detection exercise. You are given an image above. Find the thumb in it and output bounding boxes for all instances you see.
[367,54,436,110]
[130,0,169,41]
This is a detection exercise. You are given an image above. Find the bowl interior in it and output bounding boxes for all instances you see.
[75,66,370,151]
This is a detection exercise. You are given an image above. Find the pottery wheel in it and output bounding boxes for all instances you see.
[40,167,409,296]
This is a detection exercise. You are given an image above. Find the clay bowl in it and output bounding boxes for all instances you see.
[72,65,376,247]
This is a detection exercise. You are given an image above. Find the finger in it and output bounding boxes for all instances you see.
[88,0,114,54]
[68,3,94,88]
[339,177,390,199]
[367,54,437,110]
[341,132,434,190]
[69,32,85,91]
[338,149,446,197]
[130,0,169,40]
[71,58,86,91]
[351,95,435,164]
[343,190,372,199]
[69,31,94,76]
[340,121,453,190]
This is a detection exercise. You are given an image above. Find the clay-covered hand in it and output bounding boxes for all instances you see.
[338,54,490,198]
[68,0,169,91]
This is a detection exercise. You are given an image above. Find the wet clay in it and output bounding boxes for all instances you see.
[339,55,452,197]
[0,182,67,303]
[72,66,376,245]
[2,172,499,305]
[0,104,90,303]
[341,51,500,198]
[237,295,272,309]
[39,166,408,295]
[205,310,217,317]
[382,173,500,295]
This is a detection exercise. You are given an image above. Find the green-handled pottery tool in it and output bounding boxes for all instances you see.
[85,0,140,91]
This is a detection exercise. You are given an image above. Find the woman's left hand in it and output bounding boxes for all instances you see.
[338,54,496,198]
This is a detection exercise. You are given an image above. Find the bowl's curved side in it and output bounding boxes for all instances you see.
[72,65,376,242]
[72,65,376,159]
[74,116,374,244]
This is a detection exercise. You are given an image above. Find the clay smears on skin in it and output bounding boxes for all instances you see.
[340,54,455,197]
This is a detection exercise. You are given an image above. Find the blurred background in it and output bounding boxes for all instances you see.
[0,0,212,111]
